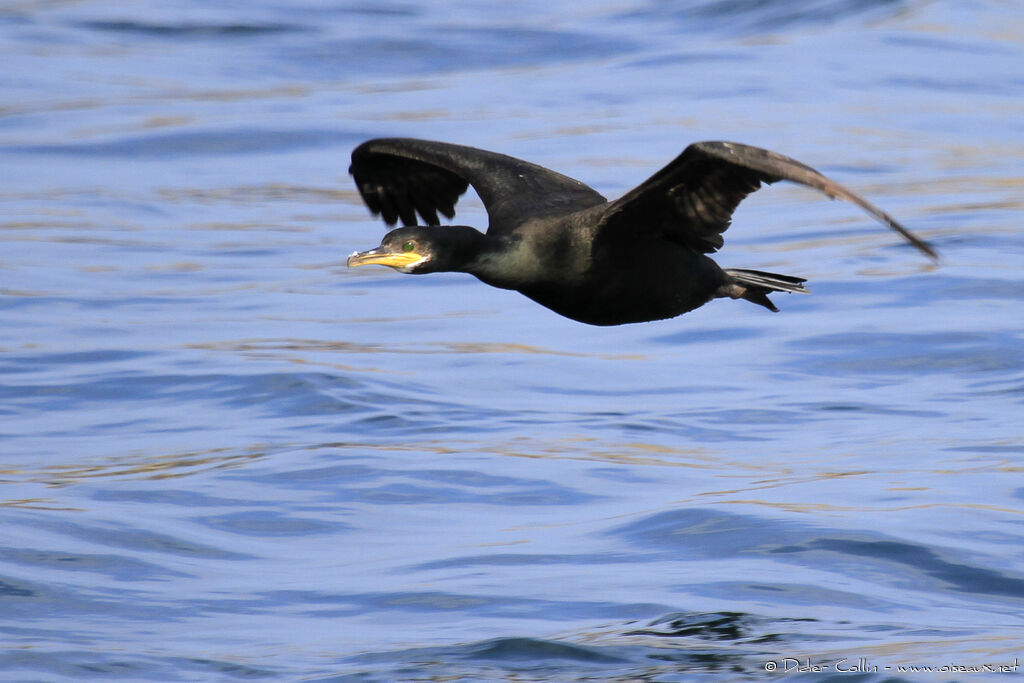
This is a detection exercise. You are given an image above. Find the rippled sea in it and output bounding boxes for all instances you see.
[2,0,1023,681]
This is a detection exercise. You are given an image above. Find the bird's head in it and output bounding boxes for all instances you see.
[347,226,486,274]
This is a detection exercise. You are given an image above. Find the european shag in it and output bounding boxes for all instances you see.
[347,138,936,326]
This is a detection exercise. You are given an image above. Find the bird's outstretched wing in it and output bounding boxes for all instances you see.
[350,138,607,235]
[599,141,937,258]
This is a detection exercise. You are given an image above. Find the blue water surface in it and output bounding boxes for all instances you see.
[2,0,1023,680]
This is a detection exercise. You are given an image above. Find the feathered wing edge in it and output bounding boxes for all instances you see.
[600,141,938,259]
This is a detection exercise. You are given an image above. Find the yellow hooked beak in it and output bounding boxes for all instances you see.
[347,248,424,270]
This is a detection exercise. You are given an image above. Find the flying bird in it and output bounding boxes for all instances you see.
[347,138,936,326]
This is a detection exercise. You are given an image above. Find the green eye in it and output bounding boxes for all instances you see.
[402,241,415,252]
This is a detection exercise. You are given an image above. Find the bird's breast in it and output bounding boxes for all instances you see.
[522,241,725,325]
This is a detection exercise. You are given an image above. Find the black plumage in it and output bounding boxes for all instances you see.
[347,138,936,326]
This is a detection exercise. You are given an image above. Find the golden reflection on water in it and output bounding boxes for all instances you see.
[303,436,763,477]
[5,432,1020,522]
[187,337,646,361]
[0,497,81,511]
[157,184,356,205]
[12,431,997,490]
[5,445,270,489]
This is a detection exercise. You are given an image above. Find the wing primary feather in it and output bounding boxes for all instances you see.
[438,200,457,220]
[414,199,440,226]
[396,194,417,227]
[378,195,399,226]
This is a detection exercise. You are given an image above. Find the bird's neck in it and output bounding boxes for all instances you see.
[426,226,519,289]
[463,234,534,291]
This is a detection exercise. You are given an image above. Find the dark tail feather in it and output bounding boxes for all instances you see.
[723,268,809,312]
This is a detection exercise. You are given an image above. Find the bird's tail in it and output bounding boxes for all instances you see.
[722,268,809,312]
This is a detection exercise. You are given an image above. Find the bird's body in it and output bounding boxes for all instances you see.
[499,209,724,325]
[347,138,935,326]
